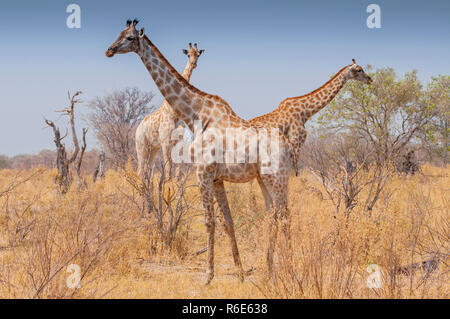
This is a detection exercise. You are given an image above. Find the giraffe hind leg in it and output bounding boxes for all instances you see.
[213,180,245,282]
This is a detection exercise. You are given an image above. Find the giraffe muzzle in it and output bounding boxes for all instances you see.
[105,47,116,57]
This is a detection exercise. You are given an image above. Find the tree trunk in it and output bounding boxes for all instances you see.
[93,151,106,182]
[45,91,85,194]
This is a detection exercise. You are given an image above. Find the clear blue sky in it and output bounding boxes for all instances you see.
[0,0,449,156]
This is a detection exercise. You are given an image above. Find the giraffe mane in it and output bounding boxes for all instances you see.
[279,64,351,105]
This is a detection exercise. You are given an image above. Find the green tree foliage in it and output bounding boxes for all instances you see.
[317,67,435,166]
[419,75,449,165]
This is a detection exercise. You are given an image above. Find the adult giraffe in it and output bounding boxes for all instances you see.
[250,60,372,174]
[135,43,204,180]
[106,19,292,284]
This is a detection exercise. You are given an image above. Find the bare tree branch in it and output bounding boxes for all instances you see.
[44,91,85,193]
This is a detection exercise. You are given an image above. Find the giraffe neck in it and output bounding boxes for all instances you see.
[162,57,197,118]
[181,59,195,82]
[137,35,205,129]
[282,65,351,124]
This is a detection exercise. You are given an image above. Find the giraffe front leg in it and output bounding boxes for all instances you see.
[137,143,157,215]
[293,149,300,177]
[256,175,273,211]
[266,211,279,278]
[287,131,306,177]
[198,175,216,285]
[279,203,292,262]
[260,175,291,279]
[213,181,245,282]
[287,141,301,177]
[259,175,278,278]
[266,201,292,279]
[273,183,292,276]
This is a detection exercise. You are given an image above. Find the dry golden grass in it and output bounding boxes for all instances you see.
[0,164,448,298]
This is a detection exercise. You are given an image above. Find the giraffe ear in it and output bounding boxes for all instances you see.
[199,49,205,55]
[139,28,145,38]
[182,49,188,55]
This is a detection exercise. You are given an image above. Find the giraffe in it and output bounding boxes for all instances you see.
[106,19,292,284]
[135,42,204,181]
[249,60,372,174]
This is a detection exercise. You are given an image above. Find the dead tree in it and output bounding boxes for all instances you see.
[93,151,106,182]
[155,161,194,249]
[45,91,87,193]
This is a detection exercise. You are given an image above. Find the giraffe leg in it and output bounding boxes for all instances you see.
[266,208,279,278]
[257,175,278,277]
[257,175,279,275]
[213,180,245,282]
[141,147,159,215]
[272,182,292,277]
[136,134,149,216]
[259,175,290,279]
[287,132,305,177]
[256,175,273,211]
[136,135,148,179]
[198,170,216,285]
[276,187,291,256]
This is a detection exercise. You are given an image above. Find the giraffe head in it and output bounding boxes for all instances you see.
[347,59,372,84]
[182,43,205,69]
[105,19,144,57]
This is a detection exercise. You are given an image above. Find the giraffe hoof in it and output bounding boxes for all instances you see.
[204,274,214,286]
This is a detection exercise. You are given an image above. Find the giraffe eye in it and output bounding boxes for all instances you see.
[127,37,135,41]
